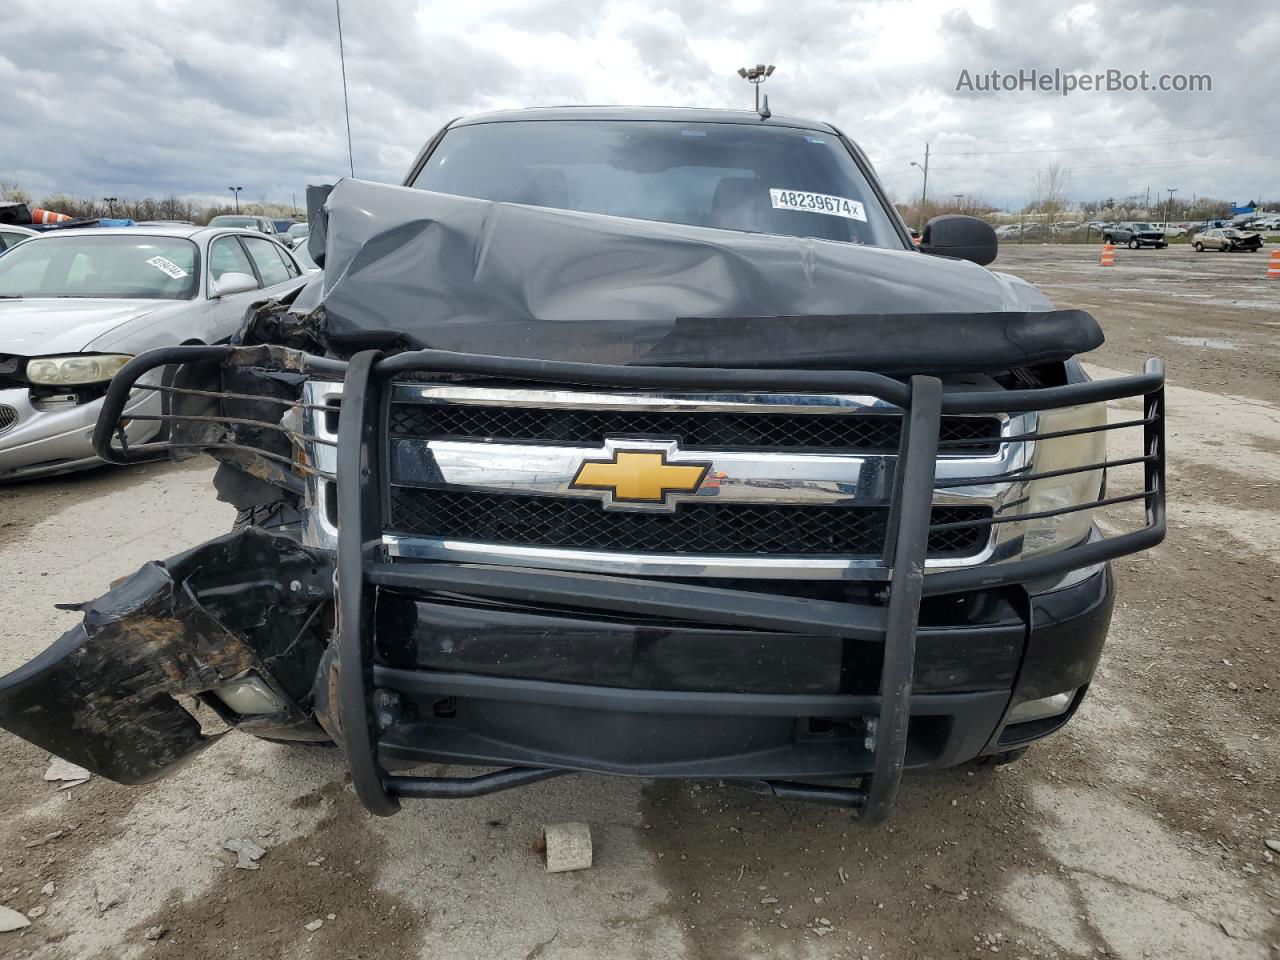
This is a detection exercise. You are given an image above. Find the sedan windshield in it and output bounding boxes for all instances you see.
[0,235,199,300]
[413,120,904,248]
[208,216,258,229]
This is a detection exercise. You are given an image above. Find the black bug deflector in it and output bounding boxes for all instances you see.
[11,343,1165,822]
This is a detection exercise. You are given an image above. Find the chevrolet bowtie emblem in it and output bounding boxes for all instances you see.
[571,448,710,506]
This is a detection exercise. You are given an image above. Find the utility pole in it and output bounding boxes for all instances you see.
[1144,186,1150,215]
[228,186,243,214]
[1163,188,1177,237]
[910,143,930,233]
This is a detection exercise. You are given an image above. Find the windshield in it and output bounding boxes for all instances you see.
[287,223,309,238]
[0,235,199,300]
[413,120,904,248]
[1222,229,1240,237]
[292,242,318,270]
[1132,223,1153,230]
[209,216,257,228]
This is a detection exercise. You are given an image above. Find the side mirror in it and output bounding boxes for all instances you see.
[919,214,998,265]
[211,272,259,298]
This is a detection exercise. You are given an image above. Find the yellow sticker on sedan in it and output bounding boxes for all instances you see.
[769,189,866,222]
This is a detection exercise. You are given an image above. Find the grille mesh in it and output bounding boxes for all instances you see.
[389,403,1000,453]
[387,488,989,558]
[0,404,16,435]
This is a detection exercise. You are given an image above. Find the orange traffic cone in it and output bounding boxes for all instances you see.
[29,207,72,224]
[1267,249,1280,280]
[1099,243,1115,267]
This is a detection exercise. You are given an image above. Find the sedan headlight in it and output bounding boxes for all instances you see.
[25,354,132,386]
[1020,402,1107,558]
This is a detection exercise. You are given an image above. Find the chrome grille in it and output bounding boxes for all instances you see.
[387,402,1000,453]
[387,488,991,558]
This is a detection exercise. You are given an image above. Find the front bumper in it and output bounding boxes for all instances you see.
[369,562,1113,778]
[0,386,159,481]
[0,524,1110,785]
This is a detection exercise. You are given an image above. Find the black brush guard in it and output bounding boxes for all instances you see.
[94,345,1166,823]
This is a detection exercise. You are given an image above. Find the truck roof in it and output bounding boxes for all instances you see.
[449,105,840,134]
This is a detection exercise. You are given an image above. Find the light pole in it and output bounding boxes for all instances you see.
[1163,188,1177,240]
[228,186,243,214]
[102,196,118,217]
[736,63,775,113]
[910,142,930,233]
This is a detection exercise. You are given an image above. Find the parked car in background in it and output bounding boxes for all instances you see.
[0,224,39,253]
[272,220,300,244]
[286,222,309,246]
[0,225,308,480]
[1192,227,1263,252]
[1102,222,1167,249]
[207,214,283,239]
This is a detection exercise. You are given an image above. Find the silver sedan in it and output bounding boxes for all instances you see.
[0,225,308,480]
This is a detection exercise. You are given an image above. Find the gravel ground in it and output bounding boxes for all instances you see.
[0,244,1277,959]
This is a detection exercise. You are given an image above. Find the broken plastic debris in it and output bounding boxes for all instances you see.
[223,837,267,870]
[0,905,32,932]
[532,822,593,873]
[44,758,91,785]
[304,919,324,932]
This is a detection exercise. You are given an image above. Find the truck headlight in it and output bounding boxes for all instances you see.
[25,354,132,386]
[1020,403,1106,557]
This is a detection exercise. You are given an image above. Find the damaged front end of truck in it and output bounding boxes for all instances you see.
[0,180,1167,822]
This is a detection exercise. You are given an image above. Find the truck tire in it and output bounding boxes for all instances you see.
[232,500,306,540]
[1128,237,1140,249]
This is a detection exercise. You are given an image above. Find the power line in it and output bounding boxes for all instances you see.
[895,152,1280,177]
[871,129,1280,164]
[335,0,355,178]
[929,130,1280,158]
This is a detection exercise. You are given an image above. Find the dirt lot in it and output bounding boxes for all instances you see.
[0,244,1277,959]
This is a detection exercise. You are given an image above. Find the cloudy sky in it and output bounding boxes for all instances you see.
[3,0,1276,211]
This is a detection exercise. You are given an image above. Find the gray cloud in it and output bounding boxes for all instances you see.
[1,0,1275,211]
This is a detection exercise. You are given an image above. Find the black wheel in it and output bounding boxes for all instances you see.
[1128,237,1140,249]
[1193,242,1203,252]
[232,500,306,539]
[1102,234,1112,244]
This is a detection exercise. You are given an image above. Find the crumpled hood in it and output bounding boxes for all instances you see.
[302,179,1078,368]
[0,299,165,355]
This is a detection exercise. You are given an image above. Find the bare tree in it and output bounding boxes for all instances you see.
[1027,162,1072,228]
[0,179,32,204]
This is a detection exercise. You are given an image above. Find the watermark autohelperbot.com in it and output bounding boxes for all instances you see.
[955,68,1212,96]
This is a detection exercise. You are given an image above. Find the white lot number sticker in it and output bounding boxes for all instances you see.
[145,255,188,279]
[769,188,866,222]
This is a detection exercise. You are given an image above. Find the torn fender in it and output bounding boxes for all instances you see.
[0,528,334,785]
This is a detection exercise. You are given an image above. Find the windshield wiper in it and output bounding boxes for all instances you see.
[0,294,23,300]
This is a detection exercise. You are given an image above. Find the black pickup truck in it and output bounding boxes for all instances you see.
[0,107,1166,823]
